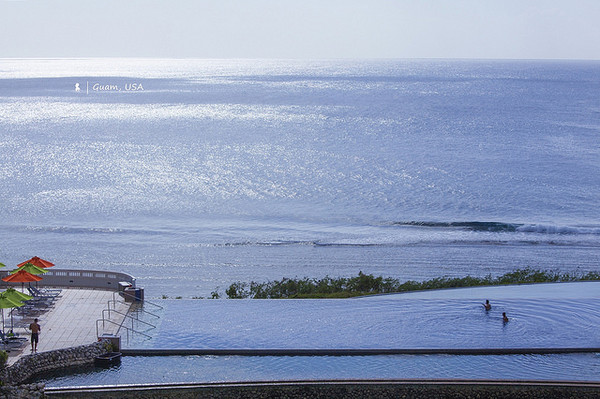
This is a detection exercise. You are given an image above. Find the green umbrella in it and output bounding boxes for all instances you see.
[0,293,24,337]
[2,288,32,333]
[3,288,33,302]
[0,263,5,268]
[11,263,48,275]
[0,294,22,308]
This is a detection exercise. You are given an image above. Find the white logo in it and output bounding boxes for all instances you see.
[73,81,144,94]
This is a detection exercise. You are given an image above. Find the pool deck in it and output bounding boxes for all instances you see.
[5,288,131,365]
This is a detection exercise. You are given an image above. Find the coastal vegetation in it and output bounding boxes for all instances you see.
[224,268,600,299]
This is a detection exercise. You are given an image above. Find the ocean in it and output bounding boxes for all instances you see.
[1,58,599,298]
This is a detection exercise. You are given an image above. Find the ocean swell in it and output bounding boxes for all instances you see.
[394,221,600,235]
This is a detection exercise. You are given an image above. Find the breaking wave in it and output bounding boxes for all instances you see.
[515,224,600,235]
[394,221,600,235]
[3,219,599,251]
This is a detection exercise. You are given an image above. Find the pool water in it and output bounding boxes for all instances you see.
[34,282,600,386]
[131,283,600,350]
[36,353,600,386]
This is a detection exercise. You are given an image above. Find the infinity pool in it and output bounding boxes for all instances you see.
[33,282,600,386]
[134,282,600,350]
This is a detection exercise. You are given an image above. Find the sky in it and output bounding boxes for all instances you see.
[1,0,600,59]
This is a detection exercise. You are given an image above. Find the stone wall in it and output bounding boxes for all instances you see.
[0,340,107,397]
[2,344,600,398]
[0,383,45,399]
[45,381,600,399]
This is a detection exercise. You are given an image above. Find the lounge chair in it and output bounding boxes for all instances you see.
[23,295,55,310]
[24,300,53,312]
[38,286,62,295]
[0,331,26,351]
[31,285,62,295]
[14,307,42,318]
[28,286,61,299]
[14,301,48,317]
[0,330,27,342]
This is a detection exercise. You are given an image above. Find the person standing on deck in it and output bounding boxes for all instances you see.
[29,318,41,352]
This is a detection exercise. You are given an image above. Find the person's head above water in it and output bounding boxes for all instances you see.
[484,300,491,310]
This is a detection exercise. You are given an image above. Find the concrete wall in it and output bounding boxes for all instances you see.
[0,269,135,291]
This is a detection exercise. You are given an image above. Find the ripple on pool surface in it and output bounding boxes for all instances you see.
[135,294,600,350]
[35,353,600,387]
[34,282,600,386]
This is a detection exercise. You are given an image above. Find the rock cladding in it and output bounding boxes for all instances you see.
[0,340,107,398]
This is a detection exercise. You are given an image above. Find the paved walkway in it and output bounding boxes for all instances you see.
[5,288,131,365]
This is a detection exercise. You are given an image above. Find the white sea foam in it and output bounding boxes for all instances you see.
[516,224,600,235]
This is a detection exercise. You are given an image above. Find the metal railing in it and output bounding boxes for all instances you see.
[111,291,163,313]
[101,308,157,335]
[95,319,152,344]
[97,290,164,344]
[108,299,161,322]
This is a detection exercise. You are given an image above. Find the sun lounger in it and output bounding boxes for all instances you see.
[28,286,61,299]
[24,302,53,313]
[0,332,26,351]
[34,287,62,295]
[22,295,55,310]
[0,330,27,342]
[14,304,45,317]
[30,285,62,295]
[0,342,23,352]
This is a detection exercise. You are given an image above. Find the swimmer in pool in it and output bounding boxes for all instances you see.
[483,300,491,311]
[502,312,509,323]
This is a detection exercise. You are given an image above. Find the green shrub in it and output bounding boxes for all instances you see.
[101,340,117,353]
[0,350,7,369]
[225,268,600,299]
[226,282,250,299]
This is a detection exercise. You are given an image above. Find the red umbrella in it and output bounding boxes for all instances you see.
[2,270,42,283]
[2,270,42,293]
[17,257,54,269]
